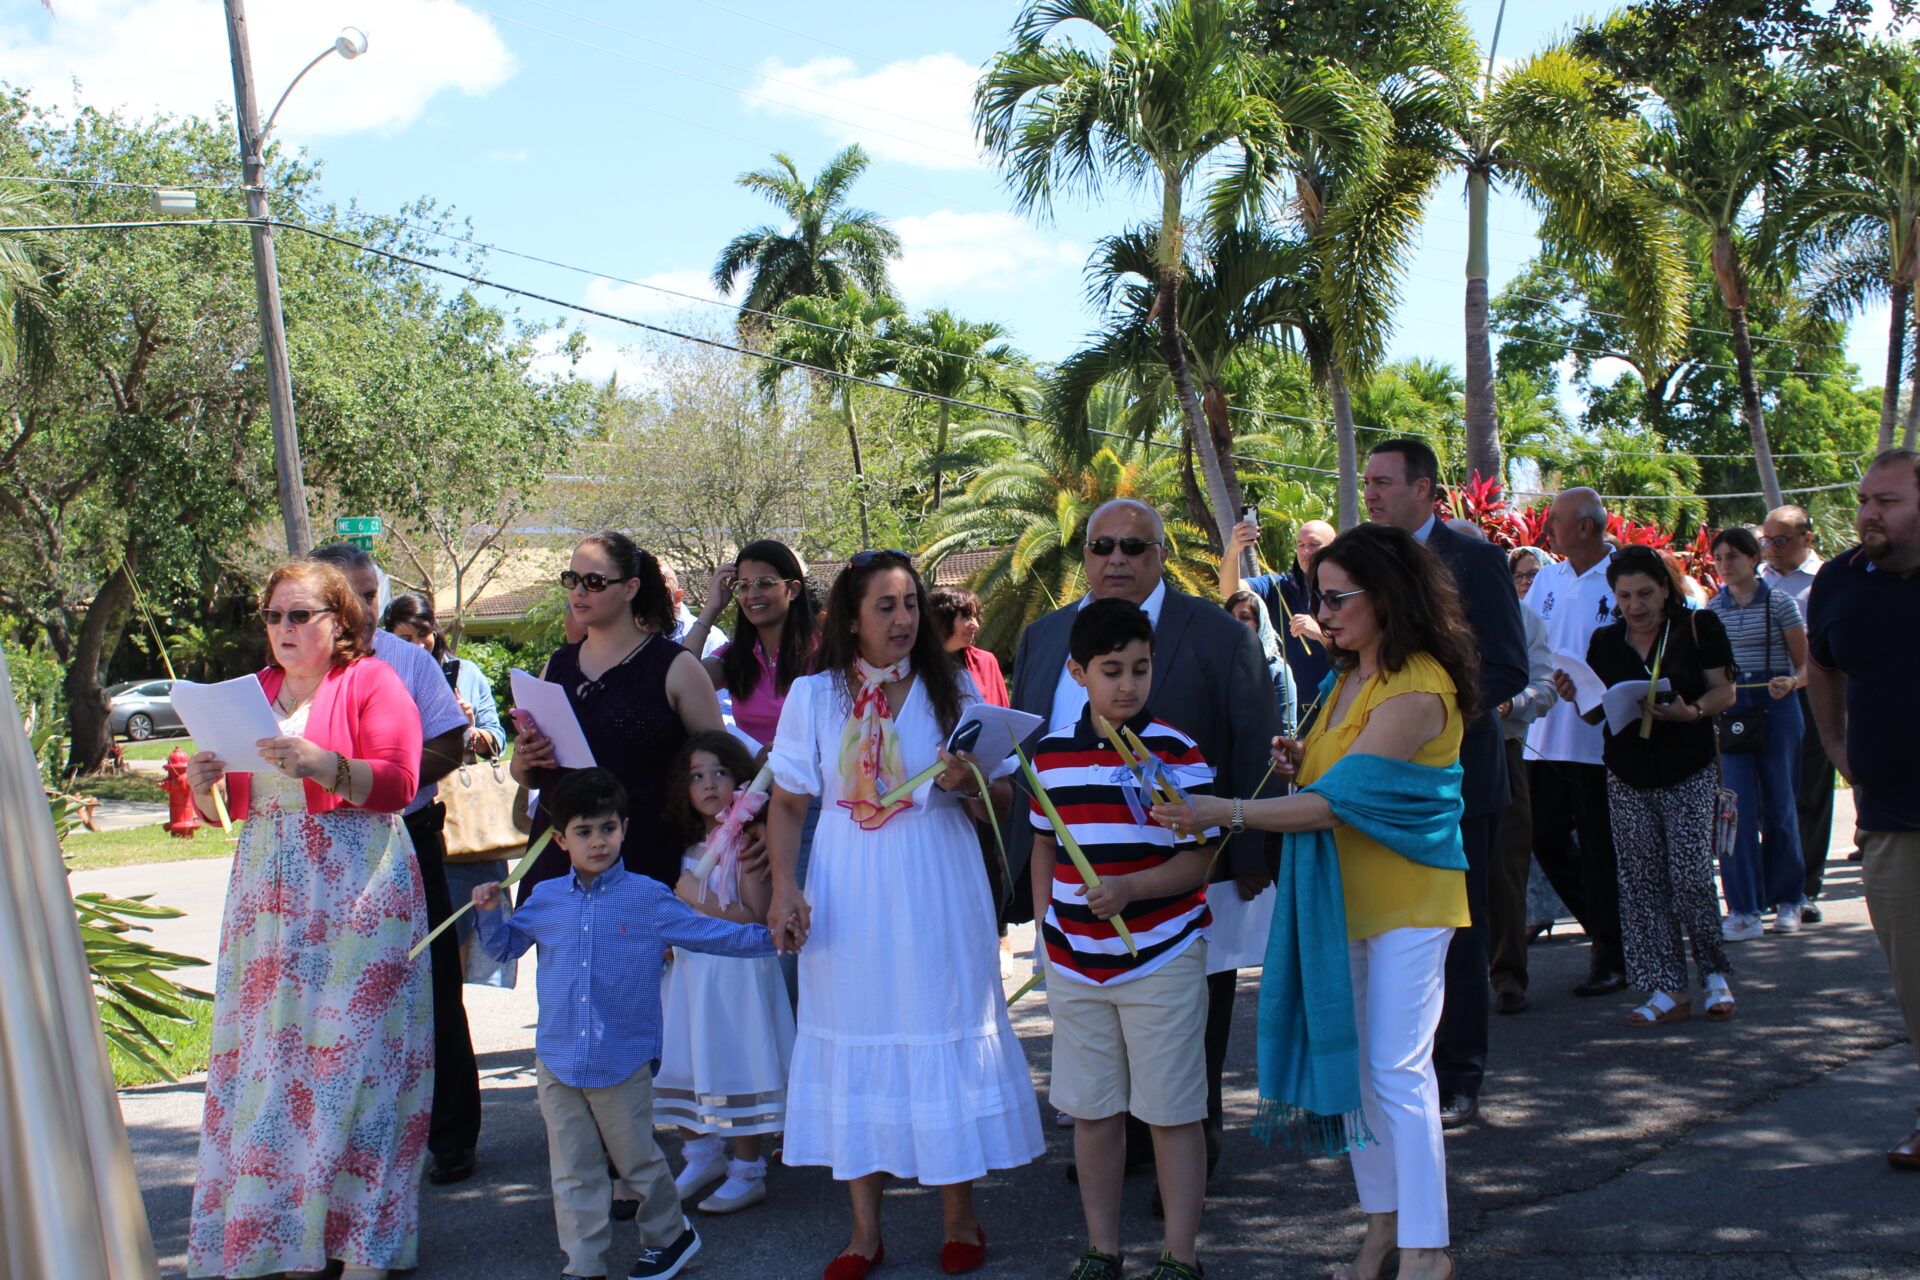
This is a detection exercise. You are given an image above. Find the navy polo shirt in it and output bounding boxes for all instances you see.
[1807,547,1920,832]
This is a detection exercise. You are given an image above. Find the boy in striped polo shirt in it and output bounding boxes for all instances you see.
[1029,597,1218,1280]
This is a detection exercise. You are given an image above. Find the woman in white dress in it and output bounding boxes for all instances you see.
[765,550,1044,1280]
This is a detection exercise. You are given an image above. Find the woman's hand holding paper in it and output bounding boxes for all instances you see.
[255,734,332,780]
[933,747,981,795]
[1551,668,1580,704]
[1643,693,1697,723]
[185,750,226,792]
[509,710,557,771]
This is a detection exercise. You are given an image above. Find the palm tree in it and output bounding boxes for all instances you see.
[1636,90,1790,508]
[974,0,1381,549]
[886,310,1027,508]
[1781,44,1920,450]
[0,184,53,375]
[754,285,903,546]
[1446,45,1690,483]
[711,145,901,331]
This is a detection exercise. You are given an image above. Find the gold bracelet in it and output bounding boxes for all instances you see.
[330,751,351,796]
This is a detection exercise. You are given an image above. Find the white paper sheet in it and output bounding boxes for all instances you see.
[1601,678,1672,736]
[1551,651,1608,714]
[508,668,597,768]
[951,703,1043,776]
[168,676,285,775]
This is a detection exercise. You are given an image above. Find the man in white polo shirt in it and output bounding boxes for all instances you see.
[1524,487,1627,996]
[1760,503,1834,920]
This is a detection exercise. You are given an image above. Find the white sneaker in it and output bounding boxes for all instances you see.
[674,1138,727,1199]
[697,1158,767,1214]
[1769,903,1803,935]
[1721,912,1765,942]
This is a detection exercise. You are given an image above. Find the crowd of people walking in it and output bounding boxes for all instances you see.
[176,446,1920,1280]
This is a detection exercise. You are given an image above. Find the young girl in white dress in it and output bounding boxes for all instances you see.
[656,729,796,1215]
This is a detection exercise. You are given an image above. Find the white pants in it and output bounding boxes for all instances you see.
[1348,926,1453,1248]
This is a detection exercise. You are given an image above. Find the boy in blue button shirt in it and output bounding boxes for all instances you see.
[474,768,774,1280]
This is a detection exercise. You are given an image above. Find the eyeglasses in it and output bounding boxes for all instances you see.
[1085,536,1163,558]
[560,570,634,592]
[732,575,796,597]
[1319,587,1369,613]
[849,549,911,567]
[261,607,335,627]
[1758,534,1805,548]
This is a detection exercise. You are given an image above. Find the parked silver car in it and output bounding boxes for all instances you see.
[107,679,184,741]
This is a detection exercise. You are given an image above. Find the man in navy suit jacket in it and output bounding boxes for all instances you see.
[1364,441,1531,1130]
[1007,499,1281,1177]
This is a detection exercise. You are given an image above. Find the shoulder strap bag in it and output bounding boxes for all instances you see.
[1714,588,1772,756]
[1690,613,1742,860]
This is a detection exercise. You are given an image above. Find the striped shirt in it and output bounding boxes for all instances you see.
[1029,710,1215,985]
[1706,581,1803,676]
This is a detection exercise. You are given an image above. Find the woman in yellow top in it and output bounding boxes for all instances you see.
[1157,523,1477,1280]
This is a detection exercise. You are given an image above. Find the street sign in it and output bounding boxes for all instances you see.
[335,516,382,549]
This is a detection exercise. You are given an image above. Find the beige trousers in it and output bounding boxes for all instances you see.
[536,1058,683,1278]
[1863,831,1920,1080]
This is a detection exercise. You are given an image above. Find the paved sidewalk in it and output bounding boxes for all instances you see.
[83,798,170,831]
[101,793,1920,1279]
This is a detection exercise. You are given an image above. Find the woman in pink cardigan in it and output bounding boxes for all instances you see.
[184,560,429,1280]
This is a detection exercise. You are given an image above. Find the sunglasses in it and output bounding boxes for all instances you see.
[1318,587,1369,613]
[261,607,335,627]
[850,549,911,567]
[560,570,634,592]
[732,575,796,597]
[1085,536,1163,558]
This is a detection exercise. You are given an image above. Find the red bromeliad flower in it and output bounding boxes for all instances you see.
[1452,472,1529,548]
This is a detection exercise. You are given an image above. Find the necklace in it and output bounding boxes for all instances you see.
[274,677,319,716]
[576,632,652,699]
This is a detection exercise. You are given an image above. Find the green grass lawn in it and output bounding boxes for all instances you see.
[64,823,236,873]
[120,736,195,761]
[110,996,215,1088]
[71,772,169,804]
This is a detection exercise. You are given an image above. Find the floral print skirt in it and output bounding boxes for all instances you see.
[188,798,433,1278]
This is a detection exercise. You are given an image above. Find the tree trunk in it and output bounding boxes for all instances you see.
[1726,304,1784,510]
[1177,432,1211,538]
[63,562,136,775]
[1202,381,1253,570]
[840,386,872,547]
[1463,169,1502,488]
[1905,295,1920,450]
[1156,277,1238,552]
[1881,281,1910,452]
[1328,364,1362,530]
[931,402,950,510]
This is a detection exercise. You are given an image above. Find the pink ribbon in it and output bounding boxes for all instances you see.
[699,788,769,907]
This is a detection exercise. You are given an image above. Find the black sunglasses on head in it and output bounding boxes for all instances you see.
[849,549,912,568]
[1085,536,1163,558]
[560,570,634,592]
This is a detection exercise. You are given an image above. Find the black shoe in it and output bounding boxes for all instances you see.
[1067,1248,1124,1280]
[427,1149,476,1186]
[612,1198,639,1222]
[1574,970,1627,997]
[1495,989,1529,1015]
[1800,901,1823,924]
[629,1225,701,1280]
[1439,1093,1479,1129]
[1146,1253,1205,1280]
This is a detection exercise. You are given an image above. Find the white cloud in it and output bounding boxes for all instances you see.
[0,0,513,138]
[741,53,982,171]
[891,210,1084,300]
[581,271,727,321]
[529,328,652,390]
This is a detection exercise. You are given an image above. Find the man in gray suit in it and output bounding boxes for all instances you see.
[1007,498,1281,1180]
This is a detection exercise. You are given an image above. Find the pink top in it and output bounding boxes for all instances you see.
[225,657,424,818]
[713,638,788,747]
[961,645,1010,708]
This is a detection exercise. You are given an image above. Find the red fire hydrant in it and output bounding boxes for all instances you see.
[160,746,202,839]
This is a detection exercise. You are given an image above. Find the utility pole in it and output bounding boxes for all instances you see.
[223,0,314,557]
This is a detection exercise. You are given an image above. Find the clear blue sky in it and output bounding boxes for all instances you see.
[0,0,1894,396]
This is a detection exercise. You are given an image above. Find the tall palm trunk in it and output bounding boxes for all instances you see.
[839,386,872,546]
[1202,380,1255,572]
[1712,230,1783,509]
[1158,280,1237,552]
[1463,165,1502,486]
[1328,364,1361,529]
[1881,282,1911,451]
[1904,294,1920,450]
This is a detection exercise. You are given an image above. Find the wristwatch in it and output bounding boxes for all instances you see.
[1230,798,1246,833]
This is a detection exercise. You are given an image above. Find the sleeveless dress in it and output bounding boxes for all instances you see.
[523,634,690,891]
[769,672,1044,1184]
[188,705,434,1278]
[655,845,797,1136]
[1298,653,1470,939]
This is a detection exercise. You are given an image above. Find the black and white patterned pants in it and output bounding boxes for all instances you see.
[1606,766,1732,995]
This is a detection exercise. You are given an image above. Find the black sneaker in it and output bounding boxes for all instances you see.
[1068,1248,1123,1280]
[1800,900,1823,924]
[1439,1092,1479,1129]
[628,1225,701,1279]
[1146,1254,1205,1280]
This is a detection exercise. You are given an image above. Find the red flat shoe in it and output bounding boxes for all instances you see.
[940,1227,986,1275]
[824,1241,884,1280]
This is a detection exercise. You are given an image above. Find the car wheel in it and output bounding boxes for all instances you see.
[128,713,154,741]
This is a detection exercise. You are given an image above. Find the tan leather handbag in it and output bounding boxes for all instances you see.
[441,759,527,864]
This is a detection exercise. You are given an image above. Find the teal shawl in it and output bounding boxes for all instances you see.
[1253,749,1466,1155]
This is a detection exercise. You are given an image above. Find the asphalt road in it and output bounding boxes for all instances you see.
[101,789,1920,1280]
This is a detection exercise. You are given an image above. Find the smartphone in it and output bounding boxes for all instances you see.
[1240,504,1258,529]
[440,656,461,691]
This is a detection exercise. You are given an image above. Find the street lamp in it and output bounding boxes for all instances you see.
[220,4,369,557]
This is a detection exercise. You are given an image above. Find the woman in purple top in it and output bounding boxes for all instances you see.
[684,539,818,749]
[511,532,725,891]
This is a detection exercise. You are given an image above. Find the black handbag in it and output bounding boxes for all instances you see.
[1714,589,1775,756]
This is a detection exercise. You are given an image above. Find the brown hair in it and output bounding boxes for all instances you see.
[665,730,760,844]
[927,586,981,641]
[258,560,371,669]
[816,552,964,735]
[1311,524,1481,719]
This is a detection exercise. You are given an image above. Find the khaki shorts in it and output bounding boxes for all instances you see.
[1046,938,1209,1126]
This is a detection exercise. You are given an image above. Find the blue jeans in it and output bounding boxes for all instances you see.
[1718,680,1807,915]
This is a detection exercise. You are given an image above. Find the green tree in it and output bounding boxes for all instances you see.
[975,0,1381,546]
[886,309,1027,508]
[711,145,901,330]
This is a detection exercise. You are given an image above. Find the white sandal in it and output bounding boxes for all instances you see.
[1627,990,1691,1026]
[1704,974,1737,1021]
